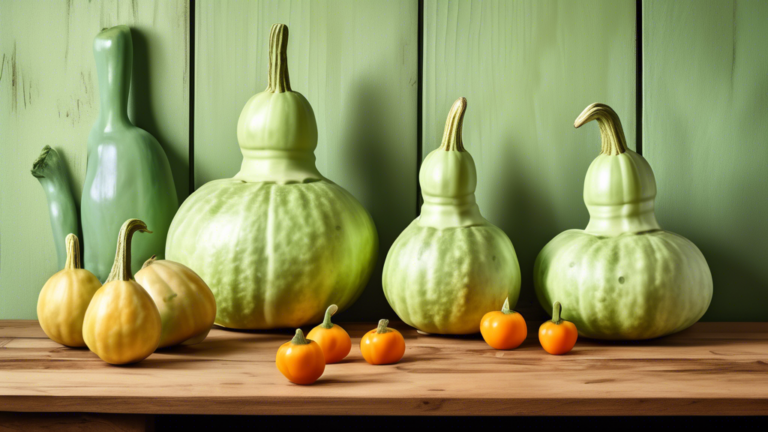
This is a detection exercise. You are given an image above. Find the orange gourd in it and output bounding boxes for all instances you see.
[539,302,578,355]
[360,319,405,365]
[307,305,351,364]
[276,329,325,385]
[480,297,527,350]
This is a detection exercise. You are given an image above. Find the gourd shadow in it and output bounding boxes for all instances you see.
[332,77,409,322]
[128,27,188,201]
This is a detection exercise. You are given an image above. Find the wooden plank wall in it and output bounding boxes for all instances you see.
[422,0,637,317]
[643,0,768,321]
[2,0,767,322]
[0,0,189,319]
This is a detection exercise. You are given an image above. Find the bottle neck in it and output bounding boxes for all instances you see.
[235,149,323,184]
[418,193,487,229]
[94,33,132,131]
[585,198,661,236]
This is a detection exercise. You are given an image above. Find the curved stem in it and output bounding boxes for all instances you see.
[376,319,391,334]
[439,97,467,151]
[141,255,158,270]
[552,301,563,325]
[105,219,152,283]
[320,304,338,329]
[63,234,81,270]
[574,103,628,156]
[31,146,80,269]
[291,328,309,345]
[266,23,291,93]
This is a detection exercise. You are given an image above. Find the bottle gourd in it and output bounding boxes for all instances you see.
[533,103,712,340]
[166,24,378,329]
[383,98,521,334]
[81,26,178,281]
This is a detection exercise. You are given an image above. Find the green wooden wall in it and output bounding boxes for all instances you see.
[1,0,766,322]
[643,0,768,321]
[0,0,189,320]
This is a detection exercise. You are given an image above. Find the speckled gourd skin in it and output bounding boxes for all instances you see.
[533,103,712,340]
[383,98,521,335]
[166,24,377,329]
[167,178,377,329]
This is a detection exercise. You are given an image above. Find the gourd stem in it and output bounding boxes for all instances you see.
[141,255,158,270]
[291,328,309,345]
[376,319,391,334]
[439,97,467,151]
[501,297,514,315]
[574,103,628,156]
[63,234,81,270]
[105,219,151,283]
[266,23,291,93]
[552,302,563,325]
[320,304,338,329]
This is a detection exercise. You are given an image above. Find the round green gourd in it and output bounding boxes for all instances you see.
[533,103,712,340]
[165,24,377,329]
[383,98,521,335]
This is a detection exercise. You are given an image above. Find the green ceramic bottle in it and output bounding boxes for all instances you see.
[81,26,178,281]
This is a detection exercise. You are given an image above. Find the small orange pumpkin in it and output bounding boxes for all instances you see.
[276,329,325,385]
[360,319,405,365]
[539,302,578,355]
[307,304,351,364]
[480,297,527,350]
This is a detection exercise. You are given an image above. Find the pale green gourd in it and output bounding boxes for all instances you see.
[383,98,521,335]
[165,24,377,329]
[534,103,712,340]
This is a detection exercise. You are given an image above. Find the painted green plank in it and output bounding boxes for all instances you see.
[194,0,418,320]
[423,0,637,318]
[0,0,189,319]
[643,0,768,321]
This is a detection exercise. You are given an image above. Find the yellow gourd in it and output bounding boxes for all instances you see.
[37,234,101,347]
[83,219,162,365]
[135,257,217,348]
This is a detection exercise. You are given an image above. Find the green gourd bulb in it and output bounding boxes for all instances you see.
[383,97,521,335]
[533,103,712,340]
[165,24,378,329]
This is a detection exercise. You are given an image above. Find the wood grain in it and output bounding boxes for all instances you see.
[0,0,190,319]
[422,0,637,319]
[642,0,768,321]
[193,0,419,320]
[0,413,151,432]
[2,320,768,416]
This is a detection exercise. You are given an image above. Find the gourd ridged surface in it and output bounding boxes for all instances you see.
[534,229,712,340]
[383,221,520,335]
[166,178,377,329]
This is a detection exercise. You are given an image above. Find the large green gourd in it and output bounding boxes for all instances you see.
[81,26,178,281]
[534,103,712,340]
[383,98,521,335]
[165,24,378,329]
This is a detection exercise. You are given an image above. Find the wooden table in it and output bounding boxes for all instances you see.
[2,320,768,428]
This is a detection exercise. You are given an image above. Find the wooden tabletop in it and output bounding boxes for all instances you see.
[2,320,768,416]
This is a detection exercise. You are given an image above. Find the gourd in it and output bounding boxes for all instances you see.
[382,97,521,335]
[276,329,325,385]
[31,146,80,269]
[81,25,178,281]
[165,24,377,329]
[83,219,162,364]
[307,304,352,364]
[37,234,101,347]
[533,103,713,340]
[360,319,406,365]
[135,257,217,348]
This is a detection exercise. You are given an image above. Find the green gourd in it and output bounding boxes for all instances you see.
[383,98,521,335]
[31,146,80,269]
[534,103,712,340]
[81,26,178,281]
[165,24,378,329]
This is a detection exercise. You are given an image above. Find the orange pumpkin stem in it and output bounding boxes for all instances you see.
[501,297,515,315]
[291,328,310,345]
[320,304,338,329]
[376,319,391,334]
[63,234,81,271]
[551,301,563,325]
